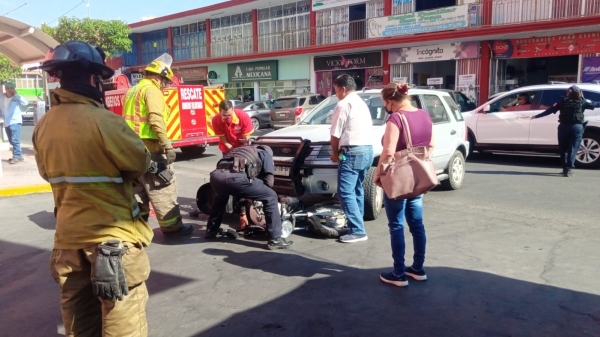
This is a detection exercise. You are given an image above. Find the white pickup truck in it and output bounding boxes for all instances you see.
[253,88,470,221]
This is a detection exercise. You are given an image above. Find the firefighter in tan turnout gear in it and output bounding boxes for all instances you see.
[123,53,194,235]
[33,40,153,336]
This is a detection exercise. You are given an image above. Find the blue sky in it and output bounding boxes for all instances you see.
[1,0,223,27]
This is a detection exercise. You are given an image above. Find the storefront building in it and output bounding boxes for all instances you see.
[490,33,600,97]
[314,51,383,96]
[206,56,311,101]
[389,41,481,104]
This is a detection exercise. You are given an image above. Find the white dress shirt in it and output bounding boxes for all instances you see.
[330,91,373,149]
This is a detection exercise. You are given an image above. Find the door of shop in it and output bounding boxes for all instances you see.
[412,60,456,89]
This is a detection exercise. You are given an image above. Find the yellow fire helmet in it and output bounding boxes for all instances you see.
[144,53,174,81]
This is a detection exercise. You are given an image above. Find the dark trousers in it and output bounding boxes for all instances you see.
[207,170,282,239]
[557,123,584,170]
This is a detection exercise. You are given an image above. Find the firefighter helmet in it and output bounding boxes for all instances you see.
[39,41,114,80]
[144,53,174,81]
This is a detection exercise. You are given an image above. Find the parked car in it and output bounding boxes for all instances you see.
[462,83,600,168]
[254,88,469,221]
[22,107,35,124]
[439,90,477,112]
[269,94,326,129]
[236,100,272,130]
[229,99,242,107]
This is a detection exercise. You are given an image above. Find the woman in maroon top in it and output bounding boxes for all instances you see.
[374,83,435,287]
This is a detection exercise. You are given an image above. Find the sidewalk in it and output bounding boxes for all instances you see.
[0,145,50,197]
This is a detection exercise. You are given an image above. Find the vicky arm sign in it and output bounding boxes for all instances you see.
[367,5,469,39]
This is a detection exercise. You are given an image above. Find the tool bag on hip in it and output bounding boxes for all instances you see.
[148,153,174,186]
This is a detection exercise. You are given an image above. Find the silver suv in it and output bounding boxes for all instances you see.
[269,94,326,130]
[254,89,469,221]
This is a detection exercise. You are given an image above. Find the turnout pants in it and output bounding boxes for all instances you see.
[207,169,282,239]
[134,154,183,233]
[50,242,151,337]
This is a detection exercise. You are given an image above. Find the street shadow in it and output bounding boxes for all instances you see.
[0,239,201,337]
[466,170,561,177]
[192,249,600,337]
[27,210,56,230]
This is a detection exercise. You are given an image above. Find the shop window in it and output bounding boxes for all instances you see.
[423,94,450,124]
[393,0,414,14]
[417,0,456,12]
[173,22,207,61]
[211,12,253,57]
[489,91,540,113]
[259,0,310,52]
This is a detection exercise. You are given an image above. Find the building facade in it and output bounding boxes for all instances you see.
[115,0,600,105]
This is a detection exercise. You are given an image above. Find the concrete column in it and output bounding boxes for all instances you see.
[254,81,260,100]
[309,56,316,94]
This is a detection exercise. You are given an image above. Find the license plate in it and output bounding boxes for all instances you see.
[279,113,287,117]
[274,166,290,176]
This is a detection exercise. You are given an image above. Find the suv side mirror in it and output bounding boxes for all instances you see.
[583,99,594,111]
[483,104,491,113]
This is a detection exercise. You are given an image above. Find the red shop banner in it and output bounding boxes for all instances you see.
[492,32,600,59]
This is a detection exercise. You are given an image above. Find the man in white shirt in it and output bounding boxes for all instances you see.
[330,74,374,243]
[0,81,29,164]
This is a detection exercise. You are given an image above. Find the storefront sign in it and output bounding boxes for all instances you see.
[131,73,143,86]
[582,57,600,83]
[492,32,600,59]
[314,52,382,71]
[174,67,208,82]
[389,41,479,64]
[458,74,477,105]
[427,77,443,85]
[312,0,368,11]
[367,5,469,39]
[228,61,278,82]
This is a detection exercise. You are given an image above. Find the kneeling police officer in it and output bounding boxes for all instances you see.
[205,144,294,250]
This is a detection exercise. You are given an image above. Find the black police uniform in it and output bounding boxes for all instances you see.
[205,145,293,248]
[533,87,585,176]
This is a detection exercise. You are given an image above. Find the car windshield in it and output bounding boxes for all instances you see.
[301,93,387,126]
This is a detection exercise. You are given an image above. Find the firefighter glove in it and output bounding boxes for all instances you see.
[166,148,176,165]
[92,240,129,302]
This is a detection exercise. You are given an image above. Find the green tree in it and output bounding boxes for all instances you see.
[0,54,22,84]
[42,17,132,57]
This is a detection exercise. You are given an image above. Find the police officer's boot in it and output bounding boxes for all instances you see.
[563,169,573,177]
[267,237,294,250]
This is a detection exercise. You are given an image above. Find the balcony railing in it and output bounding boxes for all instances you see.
[492,0,600,25]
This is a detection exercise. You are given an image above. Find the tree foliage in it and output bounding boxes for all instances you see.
[42,17,132,57]
[0,55,22,83]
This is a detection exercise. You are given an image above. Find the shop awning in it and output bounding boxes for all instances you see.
[0,16,59,65]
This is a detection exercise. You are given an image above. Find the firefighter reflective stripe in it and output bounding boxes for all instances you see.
[123,115,149,123]
[48,176,124,184]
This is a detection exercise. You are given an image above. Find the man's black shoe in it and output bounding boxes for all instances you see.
[268,237,294,250]
[163,224,194,236]
[205,228,219,239]
[563,169,573,177]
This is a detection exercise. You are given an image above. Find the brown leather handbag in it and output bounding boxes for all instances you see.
[378,112,439,200]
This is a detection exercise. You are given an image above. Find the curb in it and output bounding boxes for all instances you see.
[0,184,52,197]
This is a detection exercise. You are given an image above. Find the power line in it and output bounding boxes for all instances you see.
[46,0,85,25]
[2,0,36,16]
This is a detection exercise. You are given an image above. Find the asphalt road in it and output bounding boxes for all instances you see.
[1,130,599,336]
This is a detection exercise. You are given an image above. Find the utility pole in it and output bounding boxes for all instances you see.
[86,0,90,18]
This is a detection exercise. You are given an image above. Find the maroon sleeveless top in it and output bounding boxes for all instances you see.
[385,110,433,151]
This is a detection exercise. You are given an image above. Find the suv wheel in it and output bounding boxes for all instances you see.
[576,131,600,168]
[441,150,465,190]
[363,166,383,221]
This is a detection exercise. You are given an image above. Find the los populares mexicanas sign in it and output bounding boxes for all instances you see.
[367,5,469,39]
[227,60,278,82]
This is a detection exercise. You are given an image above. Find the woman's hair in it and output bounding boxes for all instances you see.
[381,82,410,102]
[567,89,583,100]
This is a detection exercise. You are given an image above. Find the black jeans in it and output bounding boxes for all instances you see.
[207,170,282,238]
[557,123,584,170]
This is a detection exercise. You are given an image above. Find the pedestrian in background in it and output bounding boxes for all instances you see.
[34,41,153,336]
[374,83,435,287]
[123,53,194,236]
[212,100,254,157]
[329,74,374,243]
[531,85,587,177]
[0,81,28,164]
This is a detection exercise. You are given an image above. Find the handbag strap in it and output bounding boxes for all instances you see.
[396,112,414,151]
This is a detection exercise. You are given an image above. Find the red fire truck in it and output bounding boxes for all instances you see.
[103,74,224,155]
